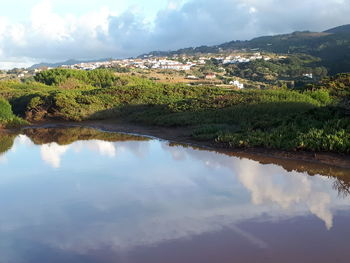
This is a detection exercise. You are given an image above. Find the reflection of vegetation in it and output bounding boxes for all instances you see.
[0,133,16,155]
[333,177,350,198]
[23,127,149,146]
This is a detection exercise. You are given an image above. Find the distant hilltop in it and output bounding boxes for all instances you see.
[324,24,350,34]
[29,58,114,70]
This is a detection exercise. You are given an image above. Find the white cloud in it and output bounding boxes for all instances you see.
[0,0,349,67]
[31,0,70,41]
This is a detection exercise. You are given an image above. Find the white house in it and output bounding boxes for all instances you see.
[229,80,244,89]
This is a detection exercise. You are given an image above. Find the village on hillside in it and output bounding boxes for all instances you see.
[1,51,320,90]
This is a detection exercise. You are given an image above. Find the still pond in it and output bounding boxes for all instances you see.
[0,127,350,263]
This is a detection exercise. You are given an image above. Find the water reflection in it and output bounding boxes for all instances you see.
[41,143,69,168]
[40,140,119,168]
[163,145,341,230]
[0,127,349,262]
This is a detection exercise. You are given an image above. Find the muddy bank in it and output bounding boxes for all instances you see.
[22,120,350,172]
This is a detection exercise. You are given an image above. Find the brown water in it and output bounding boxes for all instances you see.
[0,127,349,263]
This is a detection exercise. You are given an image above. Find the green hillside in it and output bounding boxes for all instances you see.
[140,25,350,75]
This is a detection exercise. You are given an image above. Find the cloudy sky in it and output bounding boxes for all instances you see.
[0,0,349,68]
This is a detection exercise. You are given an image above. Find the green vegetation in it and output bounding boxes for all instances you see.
[299,73,350,110]
[225,54,328,84]
[34,68,119,88]
[0,68,349,154]
[0,97,28,128]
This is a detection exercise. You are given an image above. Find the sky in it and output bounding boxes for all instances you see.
[0,0,349,69]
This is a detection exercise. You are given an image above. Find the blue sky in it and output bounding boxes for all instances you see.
[0,0,349,68]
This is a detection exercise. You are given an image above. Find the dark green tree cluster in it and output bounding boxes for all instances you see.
[0,97,27,128]
[0,97,14,119]
[225,55,328,83]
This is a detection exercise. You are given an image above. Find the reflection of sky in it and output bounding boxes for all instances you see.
[0,133,350,259]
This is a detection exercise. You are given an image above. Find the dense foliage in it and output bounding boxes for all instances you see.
[0,69,349,153]
[225,55,328,83]
[0,97,14,119]
[298,73,350,110]
[0,97,27,128]
[34,68,119,88]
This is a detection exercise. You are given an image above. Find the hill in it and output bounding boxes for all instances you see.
[29,58,113,70]
[140,25,350,75]
[324,24,350,34]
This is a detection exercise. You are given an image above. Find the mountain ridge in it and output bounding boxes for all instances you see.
[324,24,350,33]
[140,24,350,57]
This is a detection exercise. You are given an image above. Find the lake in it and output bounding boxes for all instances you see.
[0,127,350,263]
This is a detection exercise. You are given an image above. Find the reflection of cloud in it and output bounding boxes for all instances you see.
[235,159,334,229]
[41,143,69,168]
[0,155,7,164]
[1,134,349,258]
[16,135,33,146]
[41,140,117,168]
[89,141,116,157]
[8,134,33,153]
[122,141,150,158]
[73,140,117,157]
[162,144,187,161]
[164,145,336,230]
[307,193,332,230]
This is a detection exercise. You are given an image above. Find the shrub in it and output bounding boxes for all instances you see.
[0,97,28,128]
[34,68,118,88]
[0,97,14,119]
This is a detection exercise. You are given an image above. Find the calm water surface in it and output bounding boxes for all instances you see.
[0,127,350,263]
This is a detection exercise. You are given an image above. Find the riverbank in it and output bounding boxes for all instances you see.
[1,71,349,154]
[22,120,350,172]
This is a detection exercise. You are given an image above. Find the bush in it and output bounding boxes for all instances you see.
[34,68,118,88]
[0,97,14,119]
[1,73,349,153]
[0,97,28,128]
[303,89,332,105]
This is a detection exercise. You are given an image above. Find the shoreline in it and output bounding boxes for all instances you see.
[20,120,350,171]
